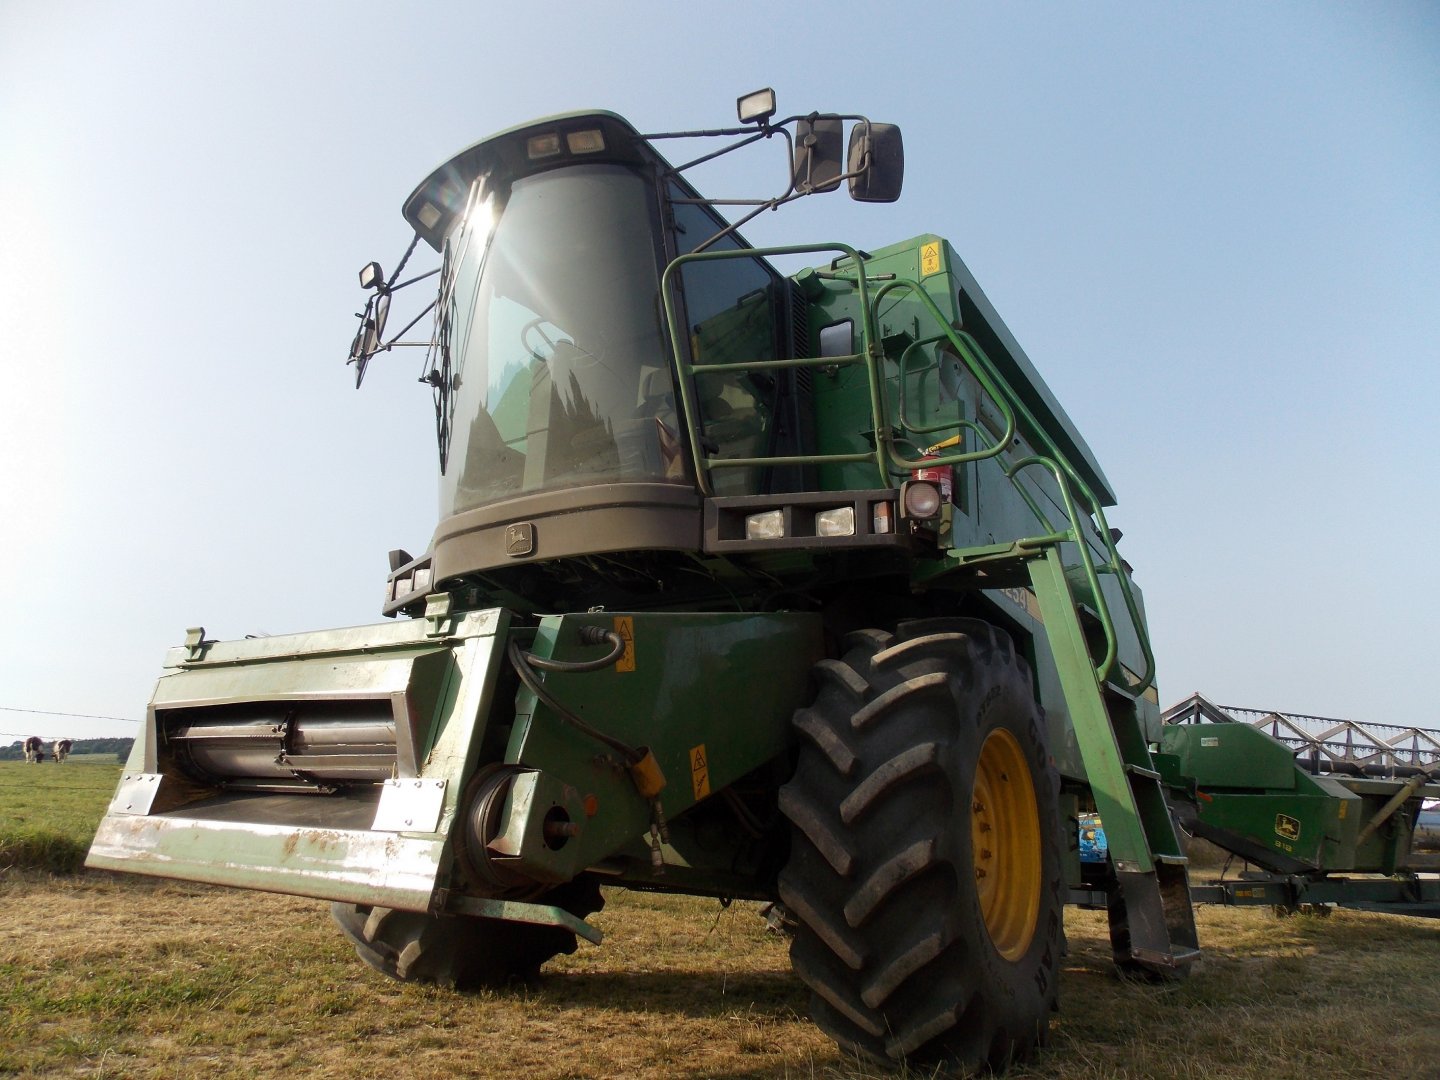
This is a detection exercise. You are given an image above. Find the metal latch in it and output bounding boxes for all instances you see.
[183,626,212,662]
[424,593,456,637]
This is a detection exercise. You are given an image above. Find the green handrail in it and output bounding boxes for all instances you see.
[863,276,1156,695]
[658,246,1155,695]
[661,243,890,494]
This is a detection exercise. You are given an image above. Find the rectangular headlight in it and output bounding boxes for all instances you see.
[815,506,856,537]
[745,509,785,540]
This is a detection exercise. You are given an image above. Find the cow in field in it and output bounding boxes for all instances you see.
[53,739,73,763]
[23,736,44,763]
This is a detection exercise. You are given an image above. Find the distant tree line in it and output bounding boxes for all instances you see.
[0,737,135,762]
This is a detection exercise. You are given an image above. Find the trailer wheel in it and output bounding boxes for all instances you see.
[330,877,603,989]
[778,619,1063,1072]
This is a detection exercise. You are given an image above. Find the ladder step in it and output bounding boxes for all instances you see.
[1123,763,1161,782]
[1103,680,1139,702]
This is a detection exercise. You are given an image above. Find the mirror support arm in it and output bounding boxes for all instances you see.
[382,299,438,351]
[386,233,422,290]
[389,267,441,292]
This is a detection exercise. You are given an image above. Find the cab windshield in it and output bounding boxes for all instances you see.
[437,164,681,516]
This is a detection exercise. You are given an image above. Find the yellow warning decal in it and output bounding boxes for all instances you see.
[920,241,941,276]
[689,744,710,800]
[1338,801,1348,820]
[613,616,635,672]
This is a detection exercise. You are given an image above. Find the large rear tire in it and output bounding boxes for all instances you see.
[778,619,1063,1072]
[331,878,604,989]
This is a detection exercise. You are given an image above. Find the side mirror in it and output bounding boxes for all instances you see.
[847,123,905,203]
[791,116,844,194]
[347,291,391,387]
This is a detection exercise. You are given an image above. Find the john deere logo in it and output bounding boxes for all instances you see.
[505,522,535,557]
[1275,814,1301,842]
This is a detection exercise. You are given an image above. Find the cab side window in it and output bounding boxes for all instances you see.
[669,186,786,495]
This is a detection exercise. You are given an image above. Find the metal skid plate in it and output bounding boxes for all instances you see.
[107,773,164,816]
[372,778,448,833]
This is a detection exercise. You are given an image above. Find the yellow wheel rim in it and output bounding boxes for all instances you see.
[971,727,1042,961]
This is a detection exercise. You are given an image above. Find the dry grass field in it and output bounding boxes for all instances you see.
[2,761,1437,1078]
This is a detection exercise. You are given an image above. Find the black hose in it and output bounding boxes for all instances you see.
[506,638,639,761]
[522,627,626,673]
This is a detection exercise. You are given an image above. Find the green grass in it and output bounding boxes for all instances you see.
[1,763,1437,1077]
[0,758,122,873]
[1,880,1437,1079]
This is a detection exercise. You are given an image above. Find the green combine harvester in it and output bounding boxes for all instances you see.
[87,92,1439,1074]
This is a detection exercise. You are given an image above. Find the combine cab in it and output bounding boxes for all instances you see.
[92,90,1211,1073]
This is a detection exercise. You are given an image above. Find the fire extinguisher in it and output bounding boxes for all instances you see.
[913,435,961,504]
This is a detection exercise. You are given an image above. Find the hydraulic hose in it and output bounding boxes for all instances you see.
[522,626,626,673]
[505,625,671,869]
[506,630,636,760]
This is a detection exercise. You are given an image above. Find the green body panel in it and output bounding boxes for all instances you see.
[1160,723,1438,876]
[1161,721,1306,791]
[494,611,823,885]
[1194,792,1350,869]
[797,235,1113,503]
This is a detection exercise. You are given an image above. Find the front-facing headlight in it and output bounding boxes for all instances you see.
[745,509,785,540]
[815,506,856,537]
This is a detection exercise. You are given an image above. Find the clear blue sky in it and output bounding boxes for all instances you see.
[2,2,1436,741]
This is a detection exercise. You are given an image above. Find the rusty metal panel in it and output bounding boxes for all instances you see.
[87,814,448,912]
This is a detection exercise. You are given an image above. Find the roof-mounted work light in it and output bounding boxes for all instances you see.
[737,87,777,125]
[358,261,384,290]
[526,133,563,160]
[566,128,606,154]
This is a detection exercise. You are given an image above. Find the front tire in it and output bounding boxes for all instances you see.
[778,619,1063,1072]
[331,877,604,989]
